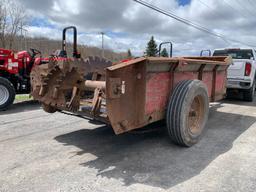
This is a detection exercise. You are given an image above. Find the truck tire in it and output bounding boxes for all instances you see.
[243,81,255,102]
[0,77,15,111]
[166,80,209,147]
[226,89,233,99]
[42,103,57,113]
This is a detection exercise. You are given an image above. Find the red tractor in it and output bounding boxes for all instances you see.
[0,47,45,110]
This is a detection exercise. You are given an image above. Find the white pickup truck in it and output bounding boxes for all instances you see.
[212,48,256,101]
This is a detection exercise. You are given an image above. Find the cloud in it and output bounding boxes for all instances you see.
[26,26,62,40]
[16,0,256,56]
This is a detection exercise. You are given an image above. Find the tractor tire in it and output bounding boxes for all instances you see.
[42,103,57,113]
[243,81,255,102]
[0,77,15,111]
[166,80,209,147]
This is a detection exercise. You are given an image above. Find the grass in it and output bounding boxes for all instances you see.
[15,94,32,102]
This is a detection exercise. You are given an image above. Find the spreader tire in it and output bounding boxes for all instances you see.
[166,80,209,147]
[0,77,15,111]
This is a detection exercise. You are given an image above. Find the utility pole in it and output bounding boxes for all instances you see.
[18,25,28,50]
[100,32,105,58]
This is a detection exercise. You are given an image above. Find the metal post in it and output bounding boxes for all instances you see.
[20,27,23,50]
[24,29,28,51]
[18,26,28,50]
[100,32,105,58]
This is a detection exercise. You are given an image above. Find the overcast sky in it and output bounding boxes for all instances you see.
[15,0,256,56]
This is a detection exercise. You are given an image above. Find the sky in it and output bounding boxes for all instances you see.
[14,0,256,56]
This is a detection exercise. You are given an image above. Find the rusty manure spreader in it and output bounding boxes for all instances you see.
[31,38,231,147]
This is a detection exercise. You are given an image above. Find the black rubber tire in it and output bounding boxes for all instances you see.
[226,89,233,99]
[243,81,255,102]
[0,77,15,111]
[166,80,209,147]
[42,103,57,113]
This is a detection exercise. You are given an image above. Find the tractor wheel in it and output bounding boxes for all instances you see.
[166,80,209,147]
[42,103,57,113]
[0,77,15,111]
[243,81,255,102]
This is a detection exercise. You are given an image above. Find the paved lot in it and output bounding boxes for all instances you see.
[1,97,256,192]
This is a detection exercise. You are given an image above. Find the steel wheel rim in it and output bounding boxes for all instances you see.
[0,85,10,106]
[188,95,204,135]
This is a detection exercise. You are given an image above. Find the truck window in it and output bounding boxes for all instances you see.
[213,49,254,59]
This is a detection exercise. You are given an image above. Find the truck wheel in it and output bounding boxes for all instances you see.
[0,77,15,111]
[243,81,255,102]
[226,89,233,99]
[166,80,209,147]
[42,103,57,113]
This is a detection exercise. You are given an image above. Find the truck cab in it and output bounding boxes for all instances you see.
[213,48,256,101]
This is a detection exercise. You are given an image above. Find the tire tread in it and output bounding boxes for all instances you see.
[166,80,192,146]
[0,77,15,111]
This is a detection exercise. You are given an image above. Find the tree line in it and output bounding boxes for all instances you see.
[128,36,169,59]
[146,36,169,57]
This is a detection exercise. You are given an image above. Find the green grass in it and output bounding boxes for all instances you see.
[15,94,32,102]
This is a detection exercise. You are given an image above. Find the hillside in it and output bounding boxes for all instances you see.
[1,35,127,62]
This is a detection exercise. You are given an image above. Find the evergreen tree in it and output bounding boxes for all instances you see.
[146,36,158,57]
[127,49,132,59]
[160,48,169,57]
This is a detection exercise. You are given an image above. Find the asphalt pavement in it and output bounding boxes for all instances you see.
[0,97,256,192]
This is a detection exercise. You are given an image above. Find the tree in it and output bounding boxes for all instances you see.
[0,2,7,47]
[146,36,158,57]
[0,0,26,49]
[160,48,169,57]
[127,49,132,59]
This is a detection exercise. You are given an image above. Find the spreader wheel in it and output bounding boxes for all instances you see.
[166,80,209,147]
[42,103,57,113]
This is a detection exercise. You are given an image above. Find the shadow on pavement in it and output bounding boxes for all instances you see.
[0,100,41,115]
[223,99,256,107]
[223,94,256,107]
[55,103,256,189]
